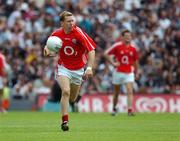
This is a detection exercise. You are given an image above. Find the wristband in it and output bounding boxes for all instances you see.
[86,67,92,70]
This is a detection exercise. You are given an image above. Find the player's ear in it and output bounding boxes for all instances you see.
[60,20,64,27]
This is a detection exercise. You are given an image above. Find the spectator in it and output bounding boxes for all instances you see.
[0,0,179,102]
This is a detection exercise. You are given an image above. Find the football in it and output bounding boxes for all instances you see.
[46,36,63,52]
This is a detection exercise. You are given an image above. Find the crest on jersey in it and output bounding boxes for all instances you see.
[130,51,133,56]
[72,38,77,44]
[120,51,124,54]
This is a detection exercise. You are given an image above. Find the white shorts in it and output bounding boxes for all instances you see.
[56,65,84,85]
[0,77,3,89]
[112,70,134,85]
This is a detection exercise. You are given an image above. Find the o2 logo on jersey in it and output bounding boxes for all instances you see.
[121,55,129,64]
[64,46,77,56]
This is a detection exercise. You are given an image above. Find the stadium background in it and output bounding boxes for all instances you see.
[0,0,179,112]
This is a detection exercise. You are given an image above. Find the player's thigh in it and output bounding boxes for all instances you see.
[70,83,81,102]
[123,73,135,84]
[56,65,71,92]
[56,75,71,93]
[0,77,3,91]
[70,68,84,85]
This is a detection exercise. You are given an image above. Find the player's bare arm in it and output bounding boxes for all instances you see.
[134,60,140,80]
[104,51,120,67]
[83,50,95,79]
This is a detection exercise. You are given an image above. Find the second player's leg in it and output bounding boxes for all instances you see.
[0,89,4,112]
[125,82,135,115]
[112,84,120,115]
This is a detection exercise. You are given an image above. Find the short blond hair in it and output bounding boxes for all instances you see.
[59,11,73,22]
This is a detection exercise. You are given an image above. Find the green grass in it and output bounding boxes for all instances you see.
[0,112,180,141]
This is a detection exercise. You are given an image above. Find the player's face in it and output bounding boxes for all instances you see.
[122,32,132,44]
[62,16,75,33]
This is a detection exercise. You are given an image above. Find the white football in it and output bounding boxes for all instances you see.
[46,36,62,52]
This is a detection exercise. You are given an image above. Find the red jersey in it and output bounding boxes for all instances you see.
[0,53,5,76]
[107,41,138,73]
[50,26,96,70]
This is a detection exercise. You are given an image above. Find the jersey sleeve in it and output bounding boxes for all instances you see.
[0,55,5,68]
[75,27,96,52]
[0,59,3,70]
[106,42,119,55]
[0,55,5,75]
[50,29,60,37]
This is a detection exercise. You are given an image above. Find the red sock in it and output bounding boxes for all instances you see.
[62,114,68,123]
[128,108,132,113]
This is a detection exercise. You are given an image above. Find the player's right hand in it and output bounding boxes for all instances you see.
[44,46,50,56]
[113,61,120,67]
[44,46,58,57]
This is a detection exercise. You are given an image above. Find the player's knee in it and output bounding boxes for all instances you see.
[62,88,70,97]
[126,88,133,95]
[127,91,133,95]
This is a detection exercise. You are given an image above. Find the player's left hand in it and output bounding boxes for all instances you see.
[135,72,140,80]
[83,68,93,80]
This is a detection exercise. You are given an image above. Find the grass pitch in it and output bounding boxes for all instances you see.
[0,112,180,141]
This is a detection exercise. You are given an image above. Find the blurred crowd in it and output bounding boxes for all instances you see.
[0,0,179,101]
